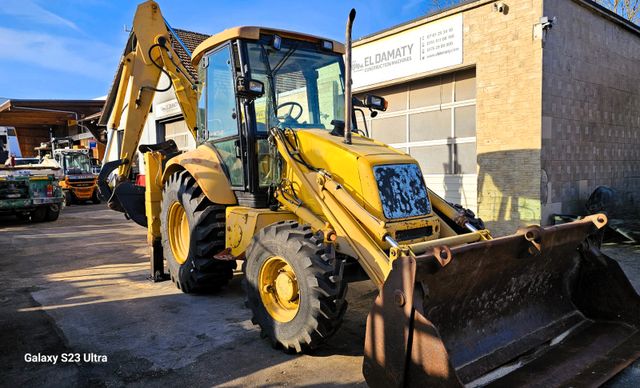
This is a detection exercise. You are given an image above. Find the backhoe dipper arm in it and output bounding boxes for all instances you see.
[107,0,198,181]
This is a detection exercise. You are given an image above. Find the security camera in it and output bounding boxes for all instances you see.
[493,1,508,14]
[534,15,557,46]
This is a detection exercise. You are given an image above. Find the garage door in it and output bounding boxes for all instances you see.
[358,68,477,212]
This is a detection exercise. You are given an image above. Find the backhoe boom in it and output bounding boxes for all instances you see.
[106,1,197,181]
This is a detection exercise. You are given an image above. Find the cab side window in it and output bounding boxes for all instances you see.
[207,47,238,140]
[204,46,243,187]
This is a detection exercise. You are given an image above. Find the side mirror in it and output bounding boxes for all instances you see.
[364,94,387,111]
[236,77,264,100]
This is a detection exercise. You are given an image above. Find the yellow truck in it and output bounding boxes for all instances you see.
[98,2,640,386]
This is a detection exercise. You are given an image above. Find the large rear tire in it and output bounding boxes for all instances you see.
[160,171,235,293]
[243,221,347,353]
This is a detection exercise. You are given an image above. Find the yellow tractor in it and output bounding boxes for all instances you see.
[37,137,100,205]
[99,2,640,386]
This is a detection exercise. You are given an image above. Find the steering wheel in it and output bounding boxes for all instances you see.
[276,102,303,122]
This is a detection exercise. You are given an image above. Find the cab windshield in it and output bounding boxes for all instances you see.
[63,153,91,174]
[245,38,345,132]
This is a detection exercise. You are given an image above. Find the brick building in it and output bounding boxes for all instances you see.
[353,0,640,235]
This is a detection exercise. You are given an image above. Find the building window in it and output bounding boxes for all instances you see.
[156,117,196,152]
[164,120,191,150]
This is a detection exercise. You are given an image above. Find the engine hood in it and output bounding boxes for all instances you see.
[289,129,427,221]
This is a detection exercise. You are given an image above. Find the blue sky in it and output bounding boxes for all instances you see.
[0,0,437,100]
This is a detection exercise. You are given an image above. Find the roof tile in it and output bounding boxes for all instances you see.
[171,29,210,80]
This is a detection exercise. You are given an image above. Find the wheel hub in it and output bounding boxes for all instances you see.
[167,202,189,264]
[259,256,300,322]
[275,270,299,302]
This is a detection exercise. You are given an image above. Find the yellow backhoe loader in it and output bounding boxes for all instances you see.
[99,2,640,386]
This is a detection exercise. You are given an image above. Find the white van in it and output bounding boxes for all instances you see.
[0,126,22,163]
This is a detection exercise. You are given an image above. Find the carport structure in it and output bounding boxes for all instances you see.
[0,99,104,157]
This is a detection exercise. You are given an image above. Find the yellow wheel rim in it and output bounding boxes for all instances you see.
[259,256,300,322]
[168,202,190,265]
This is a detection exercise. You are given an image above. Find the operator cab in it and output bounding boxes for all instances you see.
[193,28,346,207]
[57,151,93,176]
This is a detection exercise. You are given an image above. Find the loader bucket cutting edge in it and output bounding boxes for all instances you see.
[363,214,640,387]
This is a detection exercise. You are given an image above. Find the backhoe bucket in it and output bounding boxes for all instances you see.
[97,158,147,227]
[364,215,640,387]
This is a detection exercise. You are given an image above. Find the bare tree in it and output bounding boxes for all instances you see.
[595,0,640,24]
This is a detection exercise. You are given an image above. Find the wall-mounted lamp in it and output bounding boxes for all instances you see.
[493,2,509,15]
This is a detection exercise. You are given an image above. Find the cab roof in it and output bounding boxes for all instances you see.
[191,26,345,66]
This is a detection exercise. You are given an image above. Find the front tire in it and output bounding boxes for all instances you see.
[30,206,47,222]
[160,171,235,293]
[45,204,60,221]
[64,190,73,206]
[15,212,31,222]
[243,221,347,353]
[91,188,101,204]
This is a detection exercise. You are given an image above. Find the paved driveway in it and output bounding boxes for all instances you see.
[0,204,638,387]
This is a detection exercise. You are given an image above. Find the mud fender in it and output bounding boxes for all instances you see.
[163,144,236,205]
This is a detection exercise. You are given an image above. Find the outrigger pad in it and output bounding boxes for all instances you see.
[363,215,640,387]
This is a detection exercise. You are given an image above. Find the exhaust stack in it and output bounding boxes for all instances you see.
[344,8,356,145]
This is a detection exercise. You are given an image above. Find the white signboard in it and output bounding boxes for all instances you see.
[352,14,463,89]
[155,99,182,119]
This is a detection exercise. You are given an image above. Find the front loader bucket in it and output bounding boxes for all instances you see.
[363,215,640,387]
